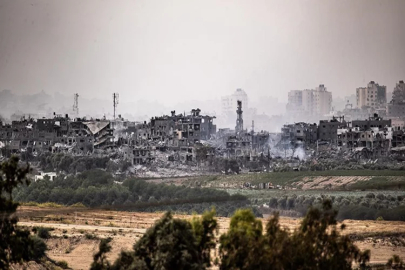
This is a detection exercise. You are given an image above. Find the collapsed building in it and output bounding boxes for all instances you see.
[277,112,404,161]
[387,80,405,118]
[0,114,114,157]
[0,108,219,168]
[150,108,216,143]
[280,122,318,150]
[120,109,217,165]
[337,114,404,159]
[222,100,270,162]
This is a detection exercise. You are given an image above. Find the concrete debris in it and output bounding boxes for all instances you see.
[1,101,405,177]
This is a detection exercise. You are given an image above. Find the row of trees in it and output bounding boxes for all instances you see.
[273,158,405,172]
[134,200,262,217]
[265,194,405,221]
[38,152,132,174]
[13,169,259,216]
[91,201,374,270]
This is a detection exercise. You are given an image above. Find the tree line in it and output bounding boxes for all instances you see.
[265,193,405,221]
[13,169,259,217]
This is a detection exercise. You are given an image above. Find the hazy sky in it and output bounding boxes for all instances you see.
[1,0,404,105]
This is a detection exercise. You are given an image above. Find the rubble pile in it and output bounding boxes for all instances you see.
[1,99,405,178]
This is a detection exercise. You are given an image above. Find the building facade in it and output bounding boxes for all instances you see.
[356,81,387,110]
[388,80,405,117]
[286,84,332,118]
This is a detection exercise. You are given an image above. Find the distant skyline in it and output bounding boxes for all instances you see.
[1,0,404,106]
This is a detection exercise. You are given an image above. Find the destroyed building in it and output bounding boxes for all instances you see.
[150,109,216,143]
[337,126,392,155]
[280,122,318,149]
[134,122,152,142]
[335,114,399,158]
[392,129,405,148]
[223,100,270,161]
[318,116,347,142]
[387,80,405,117]
[118,109,217,164]
[123,145,154,165]
[0,116,61,155]
[83,120,114,149]
[0,114,114,156]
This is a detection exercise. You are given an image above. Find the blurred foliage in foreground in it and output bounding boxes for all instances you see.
[92,201,373,270]
[0,157,46,269]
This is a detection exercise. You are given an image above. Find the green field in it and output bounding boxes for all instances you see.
[188,170,405,189]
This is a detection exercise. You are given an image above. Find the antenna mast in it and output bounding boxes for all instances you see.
[113,93,119,119]
[73,93,79,116]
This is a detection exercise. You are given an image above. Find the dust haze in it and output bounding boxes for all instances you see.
[1,0,404,129]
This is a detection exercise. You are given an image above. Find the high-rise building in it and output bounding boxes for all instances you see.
[356,81,387,109]
[286,84,332,117]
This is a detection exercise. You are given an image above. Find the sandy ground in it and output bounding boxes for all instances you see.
[17,206,405,270]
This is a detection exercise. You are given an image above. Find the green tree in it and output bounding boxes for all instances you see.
[132,212,203,270]
[0,156,46,269]
[286,200,370,270]
[387,254,404,269]
[90,238,113,270]
[190,208,218,267]
[219,201,370,270]
[263,213,292,269]
[219,209,268,269]
[98,212,215,270]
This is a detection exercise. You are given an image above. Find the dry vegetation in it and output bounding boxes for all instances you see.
[17,206,405,270]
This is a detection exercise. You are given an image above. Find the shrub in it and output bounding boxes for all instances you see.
[337,205,376,220]
[277,197,287,209]
[85,233,98,240]
[28,236,47,261]
[287,197,295,209]
[386,254,404,269]
[377,206,405,221]
[376,194,385,200]
[365,193,375,199]
[34,227,52,239]
[269,197,278,208]
[56,260,69,269]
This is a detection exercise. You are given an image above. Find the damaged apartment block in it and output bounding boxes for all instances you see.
[223,100,270,163]
[0,114,114,157]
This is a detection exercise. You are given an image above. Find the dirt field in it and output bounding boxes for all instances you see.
[17,206,405,269]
